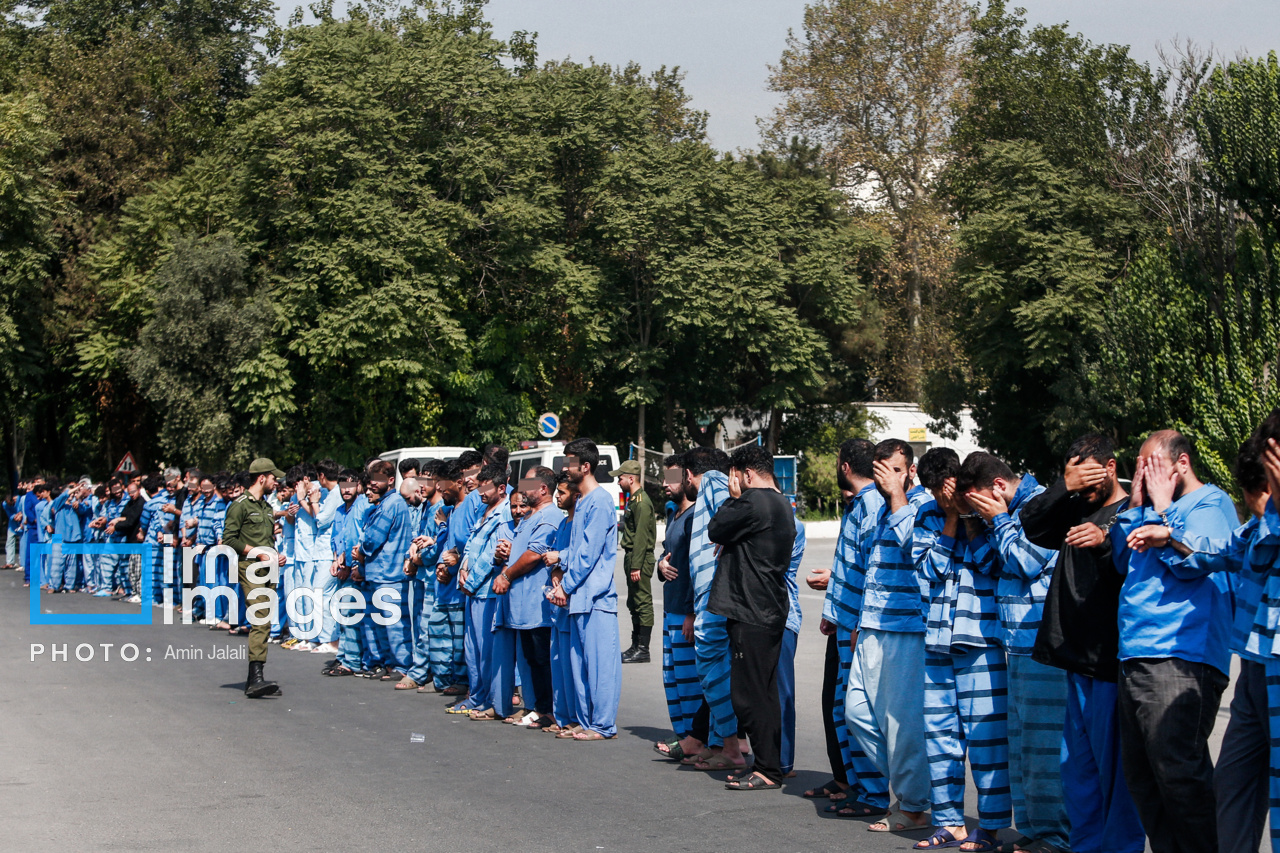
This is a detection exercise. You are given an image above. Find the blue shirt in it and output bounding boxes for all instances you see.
[824,483,884,630]
[196,495,227,546]
[295,486,342,562]
[661,505,695,617]
[1169,514,1270,663]
[6,500,22,533]
[499,502,562,629]
[989,475,1057,655]
[54,492,91,543]
[359,491,414,585]
[786,516,805,635]
[461,500,514,600]
[35,499,52,543]
[561,486,619,615]
[1244,502,1280,660]
[435,496,477,609]
[860,485,932,633]
[1112,483,1238,674]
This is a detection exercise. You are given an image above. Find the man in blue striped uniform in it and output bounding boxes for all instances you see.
[913,447,1010,851]
[454,463,513,716]
[357,462,417,681]
[544,472,581,733]
[654,453,702,756]
[1110,430,1237,853]
[401,460,447,690]
[196,476,230,625]
[819,438,891,816]
[51,482,92,592]
[685,447,743,770]
[962,453,1066,853]
[139,474,174,605]
[848,438,933,833]
[323,469,367,676]
[432,460,471,696]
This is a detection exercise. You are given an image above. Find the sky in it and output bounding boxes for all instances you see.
[278,2,1280,153]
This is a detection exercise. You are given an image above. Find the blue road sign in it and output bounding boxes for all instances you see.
[537,412,560,439]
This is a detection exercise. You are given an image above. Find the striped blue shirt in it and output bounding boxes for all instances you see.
[859,485,931,633]
[989,474,1057,655]
[824,483,884,630]
[786,516,805,634]
[1245,502,1280,659]
[689,471,730,614]
[1168,515,1267,663]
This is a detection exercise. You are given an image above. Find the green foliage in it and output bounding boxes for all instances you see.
[780,403,880,514]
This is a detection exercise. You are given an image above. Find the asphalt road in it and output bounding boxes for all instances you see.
[0,541,1232,852]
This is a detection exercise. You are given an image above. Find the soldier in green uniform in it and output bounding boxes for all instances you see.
[223,458,287,698]
[614,460,657,663]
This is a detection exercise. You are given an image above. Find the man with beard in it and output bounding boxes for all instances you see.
[433,460,472,696]
[1110,431,1237,853]
[401,459,448,691]
[1022,435,1141,853]
[354,462,415,681]
[543,472,581,734]
[322,469,367,677]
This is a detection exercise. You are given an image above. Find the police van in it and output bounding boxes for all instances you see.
[378,447,474,485]
[508,441,625,518]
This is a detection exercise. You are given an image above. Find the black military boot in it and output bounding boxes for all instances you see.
[620,631,638,662]
[244,660,281,698]
[625,626,652,664]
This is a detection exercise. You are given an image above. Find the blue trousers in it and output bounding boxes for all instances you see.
[1062,672,1145,853]
[847,628,931,814]
[924,646,1011,828]
[779,628,798,775]
[22,530,34,583]
[836,627,891,806]
[428,604,465,689]
[1265,659,1280,852]
[356,581,392,668]
[570,608,621,737]
[374,580,414,674]
[694,610,736,745]
[52,553,80,591]
[464,597,501,710]
[551,612,578,727]
[491,625,518,718]
[317,568,343,644]
[1008,654,1069,845]
[211,549,231,620]
[334,580,365,670]
[662,611,702,739]
[1215,658,1269,853]
[404,579,432,684]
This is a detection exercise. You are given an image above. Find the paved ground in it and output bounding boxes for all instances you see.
[0,541,1233,852]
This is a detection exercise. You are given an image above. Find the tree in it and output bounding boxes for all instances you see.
[768,0,968,398]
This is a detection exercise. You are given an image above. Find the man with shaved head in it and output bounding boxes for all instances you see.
[1110,429,1238,853]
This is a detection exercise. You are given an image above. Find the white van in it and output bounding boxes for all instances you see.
[379,446,475,486]
[508,441,624,518]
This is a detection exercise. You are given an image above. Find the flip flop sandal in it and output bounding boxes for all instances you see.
[379,669,403,682]
[915,829,965,849]
[527,715,555,730]
[572,730,610,741]
[958,828,1001,853]
[680,748,713,766]
[653,738,686,761]
[725,773,780,791]
[869,806,931,834]
[324,665,355,677]
[393,677,419,690]
[555,725,584,739]
[469,709,499,721]
[826,800,889,817]
[445,703,473,715]
[803,779,845,799]
[440,685,466,696]
[694,753,747,772]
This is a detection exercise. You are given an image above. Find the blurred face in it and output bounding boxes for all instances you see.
[438,478,462,507]
[368,474,391,499]
[1138,438,1192,498]
[663,467,683,500]
[109,481,123,499]
[461,465,481,492]
[339,478,359,503]
[564,455,587,486]
[1079,457,1119,506]
[126,482,140,499]
[418,474,437,502]
[875,451,914,498]
[185,473,199,490]
[477,479,504,507]
[200,479,215,499]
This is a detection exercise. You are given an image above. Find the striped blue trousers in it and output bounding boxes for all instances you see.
[1266,658,1280,851]
[662,611,702,738]
[835,628,890,806]
[694,610,736,745]
[924,645,1012,828]
[1007,653,1070,846]
[427,604,466,690]
[335,580,366,670]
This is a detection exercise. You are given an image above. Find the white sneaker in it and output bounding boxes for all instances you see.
[310,642,338,654]
[200,617,217,625]
[125,594,142,604]
[294,641,316,651]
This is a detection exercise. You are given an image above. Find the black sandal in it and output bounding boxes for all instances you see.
[725,772,780,791]
[827,799,889,817]
[803,779,845,799]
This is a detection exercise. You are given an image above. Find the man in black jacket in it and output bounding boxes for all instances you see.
[1023,434,1144,853]
[708,445,796,792]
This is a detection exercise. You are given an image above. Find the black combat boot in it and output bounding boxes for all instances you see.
[624,626,652,664]
[244,660,281,698]
[620,630,638,662]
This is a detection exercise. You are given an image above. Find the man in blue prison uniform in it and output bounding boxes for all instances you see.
[914,448,1010,851]
[295,461,343,650]
[1110,430,1237,853]
[179,483,206,615]
[684,447,742,769]
[51,483,92,592]
[21,478,41,586]
[326,471,369,673]
[847,439,933,833]
[493,467,561,727]
[140,474,174,605]
[961,454,1067,853]
[545,474,581,733]
[456,463,514,717]
[401,461,447,690]
[431,461,471,696]
[196,478,228,623]
[553,439,620,740]
[357,464,416,679]
[653,453,702,757]
[488,490,530,719]
[819,438,891,816]
[35,484,53,589]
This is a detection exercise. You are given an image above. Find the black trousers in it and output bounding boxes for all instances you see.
[1118,657,1228,853]
[1214,658,1269,853]
[517,627,554,715]
[821,632,845,782]
[727,619,784,784]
